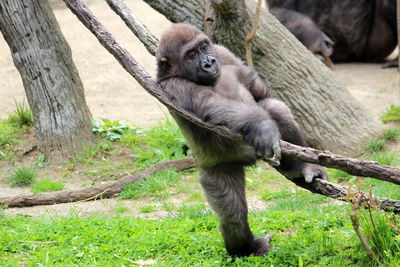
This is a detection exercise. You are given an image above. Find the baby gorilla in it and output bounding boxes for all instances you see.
[156,23,327,256]
[270,7,334,67]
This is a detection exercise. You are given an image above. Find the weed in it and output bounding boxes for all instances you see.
[8,167,36,186]
[0,120,19,148]
[8,101,33,126]
[31,178,64,194]
[112,202,130,213]
[139,205,157,213]
[381,105,400,123]
[382,128,400,141]
[366,139,386,153]
[36,154,49,168]
[92,119,136,141]
[359,209,400,265]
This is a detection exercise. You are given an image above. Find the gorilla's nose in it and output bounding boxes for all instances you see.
[201,56,216,70]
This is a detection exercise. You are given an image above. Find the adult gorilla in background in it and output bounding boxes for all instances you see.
[156,23,327,257]
[267,0,398,65]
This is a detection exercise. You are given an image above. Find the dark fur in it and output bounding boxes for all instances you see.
[267,0,398,64]
[270,7,333,64]
[156,23,327,256]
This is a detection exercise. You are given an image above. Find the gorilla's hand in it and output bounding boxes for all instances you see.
[244,120,281,161]
[301,163,328,183]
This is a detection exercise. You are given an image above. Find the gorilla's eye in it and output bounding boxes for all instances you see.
[187,50,197,60]
[202,43,209,52]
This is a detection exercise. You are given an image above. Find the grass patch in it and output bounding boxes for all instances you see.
[369,151,400,166]
[262,189,293,201]
[366,139,386,153]
[0,119,20,148]
[112,202,130,213]
[381,105,400,123]
[7,101,33,127]
[139,205,157,213]
[120,118,188,168]
[30,178,64,194]
[119,169,182,199]
[8,167,36,186]
[1,204,390,266]
[382,128,400,141]
[360,209,400,265]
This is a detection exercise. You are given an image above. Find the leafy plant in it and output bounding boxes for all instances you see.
[8,167,36,186]
[92,119,137,141]
[36,154,49,168]
[8,101,33,126]
[381,105,400,123]
[31,178,64,193]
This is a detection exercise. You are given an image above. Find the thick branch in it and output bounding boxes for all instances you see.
[60,0,400,212]
[0,158,195,208]
[106,0,157,56]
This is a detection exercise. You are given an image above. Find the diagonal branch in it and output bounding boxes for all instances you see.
[61,0,400,212]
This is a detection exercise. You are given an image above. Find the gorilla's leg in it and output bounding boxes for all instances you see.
[199,164,270,256]
[258,99,327,182]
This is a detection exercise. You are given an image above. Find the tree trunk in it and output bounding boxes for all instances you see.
[0,0,95,160]
[397,0,400,71]
[144,0,381,156]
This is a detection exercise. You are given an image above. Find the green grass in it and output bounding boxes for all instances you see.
[360,209,400,264]
[112,202,130,213]
[382,128,400,141]
[139,205,157,213]
[0,119,20,148]
[8,167,36,186]
[366,139,386,153]
[119,169,182,199]
[120,118,187,168]
[382,105,400,123]
[7,101,33,127]
[30,178,64,194]
[369,151,400,166]
[2,204,396,266]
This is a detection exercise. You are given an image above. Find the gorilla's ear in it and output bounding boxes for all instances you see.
[160,57,170,70]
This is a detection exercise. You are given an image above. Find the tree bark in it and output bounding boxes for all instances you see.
[0,0,95,160]
[144,0,381,156]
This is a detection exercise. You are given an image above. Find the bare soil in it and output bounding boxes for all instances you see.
[0,0,399,217]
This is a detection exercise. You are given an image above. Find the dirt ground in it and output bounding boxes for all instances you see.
[0,0,399,217]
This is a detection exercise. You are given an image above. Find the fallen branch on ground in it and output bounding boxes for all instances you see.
[0,157,195,208]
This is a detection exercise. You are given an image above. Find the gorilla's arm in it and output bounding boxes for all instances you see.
[214,45,270,101]
[161,78,281,158]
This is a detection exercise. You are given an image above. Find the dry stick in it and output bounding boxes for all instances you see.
[350,196,377,261]
[60,0,400,213]
[244,0,263,66]
[0,157,195,208]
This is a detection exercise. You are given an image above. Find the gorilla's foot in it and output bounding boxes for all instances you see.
[252,234,272,256]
